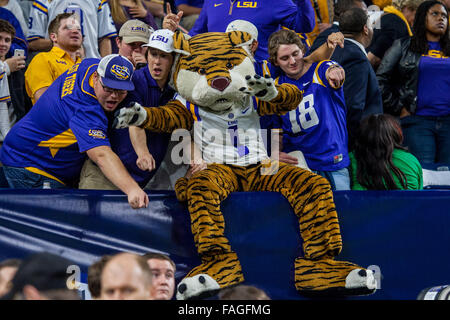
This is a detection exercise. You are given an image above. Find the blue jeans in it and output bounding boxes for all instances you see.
[2,166,66,189]
[401,114,450,164]
[313,167,350,191]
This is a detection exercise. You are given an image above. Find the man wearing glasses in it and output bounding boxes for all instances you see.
[79,29,177,191]
[0,54,149,209]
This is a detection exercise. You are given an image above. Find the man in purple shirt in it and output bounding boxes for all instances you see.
[79,30,176,190]
[189,0,315,61]
[175,0,204,31]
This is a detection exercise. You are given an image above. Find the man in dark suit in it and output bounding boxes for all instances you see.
[309,0,367,52]
[329,7,383,151]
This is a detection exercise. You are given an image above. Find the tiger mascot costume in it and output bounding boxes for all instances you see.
[114,30,377,299]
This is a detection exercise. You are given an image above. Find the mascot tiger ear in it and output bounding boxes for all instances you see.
[227,30,254,61]
[173,30,191,56]
[227,30,253,47]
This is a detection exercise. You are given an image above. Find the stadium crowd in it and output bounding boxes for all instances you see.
[0,0,449,300]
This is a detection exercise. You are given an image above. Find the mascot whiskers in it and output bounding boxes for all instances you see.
[114,29,377,299]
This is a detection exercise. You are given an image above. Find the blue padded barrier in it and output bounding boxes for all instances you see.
[0,189,449,300]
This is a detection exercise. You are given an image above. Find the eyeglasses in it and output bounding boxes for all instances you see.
[99,79,127,95]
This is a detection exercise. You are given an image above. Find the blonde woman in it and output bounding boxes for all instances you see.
[109,0,157,49]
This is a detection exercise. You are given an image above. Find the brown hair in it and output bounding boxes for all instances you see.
[0,19,15,38]
[268,29,306,65]
[142,252,176,271]
[87,255,112,299]
[109,0,143,25]
[0,258,21,270]
[48,12,75,35]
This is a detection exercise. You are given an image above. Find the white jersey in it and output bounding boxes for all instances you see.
[0,61,15,141]
[28,0,117,58]
[175,94,269,166]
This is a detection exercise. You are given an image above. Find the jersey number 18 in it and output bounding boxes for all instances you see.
[288,93,319,133]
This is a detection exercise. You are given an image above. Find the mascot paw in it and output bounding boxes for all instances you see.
[112,102,147,129]
[345,268,377,294]
[240,74,278,101]
[295,258,377,296]
[176,274,221,300]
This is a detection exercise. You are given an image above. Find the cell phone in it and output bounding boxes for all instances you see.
[14,49,25,57]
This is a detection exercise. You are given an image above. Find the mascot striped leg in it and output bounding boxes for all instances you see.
[175,161,376,299]
[255,161,377,295]
[175,164,245,299]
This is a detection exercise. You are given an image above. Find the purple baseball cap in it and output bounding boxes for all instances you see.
[96,54,135,91]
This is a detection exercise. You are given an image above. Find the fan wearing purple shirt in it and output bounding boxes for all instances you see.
[189,0,315,61]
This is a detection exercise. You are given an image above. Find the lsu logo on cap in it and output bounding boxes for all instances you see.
[131,26,146,33]
[151,34,169,43]
[110,64,130,80]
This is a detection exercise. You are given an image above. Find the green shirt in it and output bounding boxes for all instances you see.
[349,149,423,190]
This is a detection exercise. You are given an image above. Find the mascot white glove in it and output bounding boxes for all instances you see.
[239,74,278,101]
[113,102,148,129]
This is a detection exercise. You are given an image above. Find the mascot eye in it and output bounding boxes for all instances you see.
[198,68,206,75]
[226,62,233,69]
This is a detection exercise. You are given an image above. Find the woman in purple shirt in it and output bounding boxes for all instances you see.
[377,1,450,164]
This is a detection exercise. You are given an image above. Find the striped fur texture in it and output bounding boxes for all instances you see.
[142,100,194,132]
[139,31,373,297]
[257,82,303,116]
[176,161,373,295]
[172,31,253,91]
[295,258,361,292]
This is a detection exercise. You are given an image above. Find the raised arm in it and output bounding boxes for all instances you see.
[99,37,112,57]
[304,32,344,63]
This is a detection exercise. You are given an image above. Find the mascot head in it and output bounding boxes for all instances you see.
[170,31,256,114]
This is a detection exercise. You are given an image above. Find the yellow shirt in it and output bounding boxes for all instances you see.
[25,46,81,105]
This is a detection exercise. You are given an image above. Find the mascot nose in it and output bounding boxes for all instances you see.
[211,77,230,92]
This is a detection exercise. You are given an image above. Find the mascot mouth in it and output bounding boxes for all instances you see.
[215,98,230,104]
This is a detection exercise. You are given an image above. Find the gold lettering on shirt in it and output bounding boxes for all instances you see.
[236,1,257,8]
[67,63,80,75]
[424,49,449,58]
[61,74,77,98]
